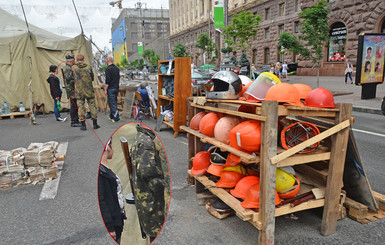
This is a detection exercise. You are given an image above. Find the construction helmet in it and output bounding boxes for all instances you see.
[230,176,260,199]
[207,163,225,177]
[199,112,222,137]
[276,168,296,193]
[241,183,281,209]
[240,80,254,97]
[244,72,281,102]
[214,116,241,144]
[229,120,262,152]
[206,71,243,100]
[190,151,211,176]
[293,83,312,100]
[210,147,229,165]
[304,87,336,108]
[216,171,245,188]
[190,111,207,130]
[265,83,303,106]
[239,75,252,85]
[223,164,247,175]
[280,121,320,153]
[278,175,300,199]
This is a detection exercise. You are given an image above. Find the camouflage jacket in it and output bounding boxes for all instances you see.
[63,64,75,99]
[73,62,94,99]
[130,124,167,238]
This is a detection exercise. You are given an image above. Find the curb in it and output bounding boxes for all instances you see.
[353,106,383,115]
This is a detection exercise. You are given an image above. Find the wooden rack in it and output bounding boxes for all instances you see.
[182,97,353,244]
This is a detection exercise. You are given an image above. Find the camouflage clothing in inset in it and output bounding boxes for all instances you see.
[63,63,76,99]
[77,98,98,120]
[73,62,95,99]
[130,124,167,238]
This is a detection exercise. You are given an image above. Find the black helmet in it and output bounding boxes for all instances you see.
[206,71,242,100]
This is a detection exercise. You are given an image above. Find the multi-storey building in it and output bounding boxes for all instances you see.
[111,8,170,64]
[169,0,385,75]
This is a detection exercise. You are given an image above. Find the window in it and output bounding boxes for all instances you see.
[131,32,138,39]
[158,32,163,38]
[279,3,285,16]
[265,8,270,20]
[252,49,258,64]
[145,32,152,40]
[264,48,270,64]
[264,28,270,39]
[278,25,284,35]
[328,22,347,62]
[132,43,138,51]
[157,23,163,30]
[295,0,301,12]
[279,51,284,63]
[130,22,137,30]
[294,21,300,33]
[144,23,151,30]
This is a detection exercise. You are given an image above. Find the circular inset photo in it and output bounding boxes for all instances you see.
[98,122,171,244]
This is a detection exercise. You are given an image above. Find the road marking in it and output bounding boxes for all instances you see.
[352,128,385,138]
[39,142,68,201]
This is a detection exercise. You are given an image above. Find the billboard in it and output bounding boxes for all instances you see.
[356,33,385,85]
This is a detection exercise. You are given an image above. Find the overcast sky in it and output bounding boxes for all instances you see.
[0,0,169,52]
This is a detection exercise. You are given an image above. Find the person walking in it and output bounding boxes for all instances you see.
[63,54,81,127]
[269,63,275,74]
[345,59,354,84]
[142,66,149,81]
[46,65,67,122]
[250,64,256,79]
[282,61,289,81]
[275,62,282,79]
[98,138,126,244]
[104,56,120,123]
[73,53,100,130]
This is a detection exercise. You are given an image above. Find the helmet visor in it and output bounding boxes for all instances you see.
[244,72,281,102]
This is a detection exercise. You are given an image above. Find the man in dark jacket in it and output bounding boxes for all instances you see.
[104,56,120,122]
[47,65,66,122]
[98,138,126,244]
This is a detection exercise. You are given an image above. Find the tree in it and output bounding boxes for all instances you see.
[143,49,161,67]
[129,58,145,70]
[230,55,238,66]
[278,1,330,87]
[223,10,261,59]
[195,33,219,64]
[172,42,190,57]
[239,53,249,68]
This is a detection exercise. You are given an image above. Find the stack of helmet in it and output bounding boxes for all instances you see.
[241,183,282,209]
[275,167,300,199]
[199,112,223,137]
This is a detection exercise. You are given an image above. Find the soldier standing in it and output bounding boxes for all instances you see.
[73,53,100,130]
[130,124,168,242]
[63,54,81,127]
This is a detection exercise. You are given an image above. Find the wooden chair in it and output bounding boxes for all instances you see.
[135,91,152,122]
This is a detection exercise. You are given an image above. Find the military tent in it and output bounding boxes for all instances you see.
[0,7,96,113]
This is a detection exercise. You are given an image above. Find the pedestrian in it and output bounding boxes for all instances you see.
[137,82,150,108]
[269,63,275,73]
[46,65,67,122]
[73,53,100,130]
[250,64,256,79]
[98,138,126,244]
[275,62,282,79]
[104,56,120,123]
[344,59,354,84]
[63,54,81,127]
[142,66,149,81]
[282,61,289,81]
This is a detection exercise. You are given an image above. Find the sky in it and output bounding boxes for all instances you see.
[0,0,169,53]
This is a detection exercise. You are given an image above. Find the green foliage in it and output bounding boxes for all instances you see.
[239,53,249,67]
[230,55,238,66]
[129,58,145,70]
[223,11,261,53]
[195,33,219,63]
[143,49,161,67]
[98,64,108,72]
[172,42,190,57]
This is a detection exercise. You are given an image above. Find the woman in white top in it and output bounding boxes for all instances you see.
[282,61,289,81]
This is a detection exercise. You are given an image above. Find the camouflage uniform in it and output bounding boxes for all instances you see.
[73,62,97,121]
[130,124,167,238]
[63,63,76,100]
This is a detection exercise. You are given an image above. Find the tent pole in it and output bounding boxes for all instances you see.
[72,0,84,34]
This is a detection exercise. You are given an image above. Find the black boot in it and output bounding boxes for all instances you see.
[71,121,82,127]
[85,112,91,119]
[80,121,86,130]
[93,119,100,129]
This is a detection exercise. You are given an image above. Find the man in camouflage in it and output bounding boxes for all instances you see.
[63,54,81,127]
[130,124,168,242]
[73,53,100,130]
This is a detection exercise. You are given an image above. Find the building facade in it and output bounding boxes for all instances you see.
[169,0,385,75]
[111,8,170,65]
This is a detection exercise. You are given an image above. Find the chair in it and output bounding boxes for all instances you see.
[135,91,151,122]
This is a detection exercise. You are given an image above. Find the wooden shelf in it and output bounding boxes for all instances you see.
[163,121,173,128]
[158,95,174,101]
[158,73,175,76]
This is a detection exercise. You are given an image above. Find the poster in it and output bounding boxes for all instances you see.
[214,0,224,29]
[356,34,385,85]
[138,42,143,55]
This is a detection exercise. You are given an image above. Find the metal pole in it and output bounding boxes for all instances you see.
[72,0,84,34]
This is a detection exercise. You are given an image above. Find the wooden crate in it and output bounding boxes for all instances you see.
[0,111,30,120]
[344,191,385,224]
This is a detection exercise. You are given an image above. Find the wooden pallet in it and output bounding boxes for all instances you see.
[344,191,385,224]
[0,111,30,120]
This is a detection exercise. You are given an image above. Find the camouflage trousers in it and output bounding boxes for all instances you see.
[78,98,97,121]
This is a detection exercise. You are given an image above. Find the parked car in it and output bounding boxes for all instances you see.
[287,62,299,73]
[239,66,249,76]
[191,71,212,91]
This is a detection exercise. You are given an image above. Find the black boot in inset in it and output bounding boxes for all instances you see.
[93,119,100,129]
[80,121,86,131]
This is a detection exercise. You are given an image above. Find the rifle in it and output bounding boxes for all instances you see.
[120,136,147,239]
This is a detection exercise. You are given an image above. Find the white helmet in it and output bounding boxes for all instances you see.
[206,71,242,100]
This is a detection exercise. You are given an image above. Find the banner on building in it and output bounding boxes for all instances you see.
[214,0,224,29]
[356,33,385,85]
[138,42,143,55]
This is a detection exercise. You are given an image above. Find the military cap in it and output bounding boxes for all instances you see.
[65,54,75,60]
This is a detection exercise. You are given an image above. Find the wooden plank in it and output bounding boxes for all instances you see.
[187,101,195,185]
[158,95,174,101]
[191,103,267,121]
[0,111,30,120]
[259,100,278,245]
[372,191,385,204]
[344,196,368,219]
[321,103,352,236]
[275,199,325,217]
[270,120,350,165]
[180,126,258,164]
[121,86,137,119]
[276,152,331,168]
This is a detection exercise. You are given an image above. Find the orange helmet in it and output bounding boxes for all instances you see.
[230,176,260,199]
[244,72,281,102]
[214,116,240,144]
[199,112,222,137]
[190,151,211,176]
[190,112,206,130]
[292,83,312,100]
[229,120,262,152]
[241,183,281,209]
[280,122,320,153]
[223,164,247,175]
[278,175,300,199]
[207,163,225,177]
[265,83,303,106]
[304,87,336,108]
[216,171,245,188]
